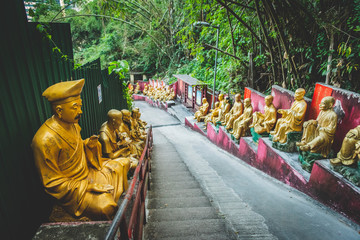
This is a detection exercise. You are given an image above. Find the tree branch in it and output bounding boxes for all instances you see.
[203,43,249,68]
[224,0,263,13]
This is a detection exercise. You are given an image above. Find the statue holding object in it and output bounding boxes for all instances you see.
[32,79,130,220]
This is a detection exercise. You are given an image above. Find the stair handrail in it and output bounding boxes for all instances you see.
[105,125,153,240]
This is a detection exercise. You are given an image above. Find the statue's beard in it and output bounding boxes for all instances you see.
[75,114,82,120]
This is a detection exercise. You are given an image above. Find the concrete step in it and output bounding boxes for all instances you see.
[147,196,211,209]
[150,174,196,183]
[148,188,205,199]
[32,222,110,240]
[151,162,188,170]
[147,207,220,222]
[151,171,193,179]
[150,180,201,190]
[144,219,228,239]
[153,233,231,240]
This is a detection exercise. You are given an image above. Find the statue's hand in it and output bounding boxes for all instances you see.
[87,135,99,149]
[346,130,356,138]
[88,183,114,193]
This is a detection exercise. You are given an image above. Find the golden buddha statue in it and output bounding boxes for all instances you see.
[270,88,307,143]
[99,109,139,169]
[296,96,338,157]
[128,84,134,95]
[215,96,231,124]
[203,102,220,130]
[120,109,145,150]
[131,108,147,141]
[134,83,140,94]
[330,125,360,166]
[194,98,210,122]
[230,98,253,139]
[32,79,130,220]
[250,95,277,134]
[223,94,243,130]
[168,88,176,101]
[143,84,148,95]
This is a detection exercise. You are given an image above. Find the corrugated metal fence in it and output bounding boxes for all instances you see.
[0,1,127,238]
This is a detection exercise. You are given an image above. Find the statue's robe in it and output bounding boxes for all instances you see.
[253,104,277,134]
[194,102,209,122]
[231,105,253,139]
[224,101,244,129]
[300,110,338,157]
[272,99,307,143]
[32,116,130,219]
[334,125,360,165]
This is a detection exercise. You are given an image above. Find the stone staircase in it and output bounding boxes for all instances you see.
[144,130,234,240]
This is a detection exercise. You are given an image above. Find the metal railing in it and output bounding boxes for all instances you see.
[105,125,153,240]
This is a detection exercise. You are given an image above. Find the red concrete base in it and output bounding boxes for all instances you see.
[133,94,146,101]
[238,137,258,167]
[308,161,360,224]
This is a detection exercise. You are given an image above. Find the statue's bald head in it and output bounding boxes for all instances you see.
[107,109,122,129]
[121,109,131,122]
[320,96,335,110]
[265,95,273,106]
[235,94,241,102]
[294,88,306,101]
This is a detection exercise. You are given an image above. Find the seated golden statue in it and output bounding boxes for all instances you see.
[167,88,176,101]
[194,98,210,122]
[128,84,134,95]
[223,94,243,130]
[131,107,147,141]
[230,98,253,139]
[204,102,220,130]
[99,109,139,169]
[32,79,130,220]
[330,125,360,166]
[134,83,140,94]
[143,84,148,95]
[296,96,338,157]
[215,96,231,124]
[250,95,277,134]
[120,109,145,150]
[270,88,307,143]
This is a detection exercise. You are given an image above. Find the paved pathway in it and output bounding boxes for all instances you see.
[136,101,360,240]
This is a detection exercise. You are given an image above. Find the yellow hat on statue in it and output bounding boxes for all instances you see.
[42,79,85,104]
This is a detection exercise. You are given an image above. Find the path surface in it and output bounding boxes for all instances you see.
[136,101,360,240]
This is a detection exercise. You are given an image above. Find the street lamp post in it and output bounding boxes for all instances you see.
[193,21,220,109]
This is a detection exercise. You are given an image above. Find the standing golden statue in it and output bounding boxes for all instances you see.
[331,125,360,166]
[250,95,277,134]
[223,94,243,130]
[32,79,130,220]
[296,96,338,157]
[194,98,210,122]
[230,98,253,139]
[270,88,307,143]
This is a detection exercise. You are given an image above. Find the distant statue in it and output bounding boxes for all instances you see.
[120,109,145,150]
[143,84,148,95]
[32,79,130,220]
[296,96,337,157]
[215,96,231,124]
[131,107,147,141]
[223,94,243,130]
[134,83,140,94]
[270,88,307,143]
[203,102,220,130]
[128,84,134,95]
[194,98,210,122]
[99,110,139,170]
[331,125,360,166]
[167,88,176,101]
[230,98,253,139]
[250,95,277,134]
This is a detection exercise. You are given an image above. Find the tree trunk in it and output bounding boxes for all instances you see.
[325,31,334,85]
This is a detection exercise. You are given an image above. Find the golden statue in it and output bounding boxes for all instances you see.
[204,102,220,130]
[194,98,210,122]
[330,125,360,166]
[167,88,176,101]
[296,96,337,157]
[270,88,307,143]
[99,109,139,169]
[134,83,140,94]
[32,79,130,220]
[250,95,277,134]
[143,84,148,95]
[215,96,231,124]
[131,107,147,141]
[230,98,253,139]
[120,109,145,150]
[223,94,243,130]
[128,84,134,95]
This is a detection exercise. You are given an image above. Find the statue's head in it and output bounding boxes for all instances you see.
[225,97,230,103]
[202,98,207,104]
[218,94,224,101]
[294,88,306,101]
[132,107,141,119]
[320,96,335,110]
[235,94,241,102]
[108,109,123,129]
[42,79,85,124]
[265,95,274,106]
[121,109,131,123]
[244,98,251,107]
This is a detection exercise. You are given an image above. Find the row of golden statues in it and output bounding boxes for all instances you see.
[194,89,360,170]
[129,82,176,101]
[32,79,148,221]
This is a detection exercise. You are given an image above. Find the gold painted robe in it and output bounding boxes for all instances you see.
[232,105,253,139]
[272,99,307,143]
[194,102,209,122]
[32,116,130,219]
[300,109,338,157]
[253,104,277,134]
[334,126,360,165]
